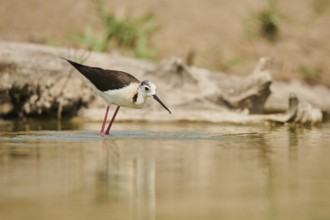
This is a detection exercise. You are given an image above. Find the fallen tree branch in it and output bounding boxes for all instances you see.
[0,41,328,124]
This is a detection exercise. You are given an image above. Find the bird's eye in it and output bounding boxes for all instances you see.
[144,87,149,91]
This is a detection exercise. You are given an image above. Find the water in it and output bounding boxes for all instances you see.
[1,120,330,220]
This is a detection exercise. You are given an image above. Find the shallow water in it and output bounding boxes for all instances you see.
[1,120,330,220]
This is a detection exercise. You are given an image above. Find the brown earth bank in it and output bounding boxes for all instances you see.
[1,0,330,85]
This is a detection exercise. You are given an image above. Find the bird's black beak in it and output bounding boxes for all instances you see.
[153,95,171,114]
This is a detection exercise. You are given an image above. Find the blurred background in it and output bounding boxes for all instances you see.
[2,2,330,219]
[1,0,329,85]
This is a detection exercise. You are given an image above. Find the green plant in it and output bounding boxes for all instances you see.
[246,0,280,42]
[219,58,243,72]
[298,65,321,84]
[313,0,330,17]
[72,27,108,52]
[72,0,159,59]
[194,46,244,73]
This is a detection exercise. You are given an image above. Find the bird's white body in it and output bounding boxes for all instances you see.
[98,82,146,109]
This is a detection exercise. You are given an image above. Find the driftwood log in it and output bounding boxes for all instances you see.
[0,41,329,125]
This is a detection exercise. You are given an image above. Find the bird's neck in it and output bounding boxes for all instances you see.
[133,91,147,106]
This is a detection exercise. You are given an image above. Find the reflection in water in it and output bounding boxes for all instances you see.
[0,122,330,220]
[97,139,156,220]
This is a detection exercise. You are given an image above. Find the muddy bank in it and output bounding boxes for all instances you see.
[0,41,328,124]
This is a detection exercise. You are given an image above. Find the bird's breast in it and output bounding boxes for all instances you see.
[99,83,145,108]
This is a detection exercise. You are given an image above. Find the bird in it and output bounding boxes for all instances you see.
[63,59,171,136]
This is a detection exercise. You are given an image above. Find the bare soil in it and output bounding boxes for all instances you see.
[1,0,330,85]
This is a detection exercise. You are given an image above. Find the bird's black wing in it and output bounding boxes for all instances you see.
[64,59,140,91]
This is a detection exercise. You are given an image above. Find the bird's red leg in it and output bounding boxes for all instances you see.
[105,106,120,135]
[100,105,110,136]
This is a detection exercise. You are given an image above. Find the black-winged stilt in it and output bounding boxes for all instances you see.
[64,59,171,136]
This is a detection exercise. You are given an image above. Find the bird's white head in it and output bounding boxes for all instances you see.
[138,80,171,114]
[139,80,157,97]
